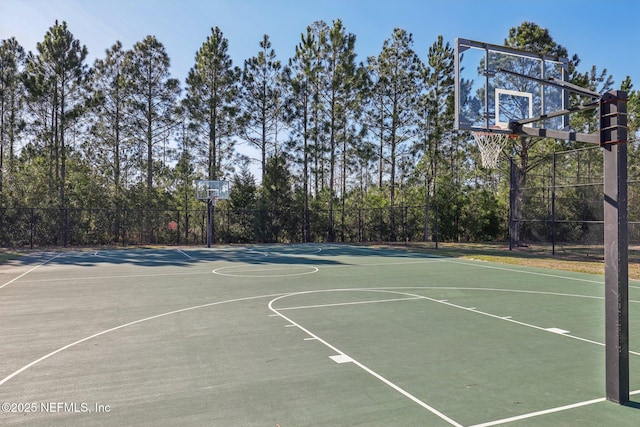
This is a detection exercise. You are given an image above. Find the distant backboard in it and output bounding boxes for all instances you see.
[454,38,569,134]
[195,180,230,201]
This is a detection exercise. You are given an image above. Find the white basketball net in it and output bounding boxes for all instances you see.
[473,132,512,169]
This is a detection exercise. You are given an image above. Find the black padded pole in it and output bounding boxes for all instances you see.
[601,90,629,404]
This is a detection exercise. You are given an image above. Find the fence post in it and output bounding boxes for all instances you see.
[185,211,189,244]
[62,207,69,247]
[552,152,556,255]
[30,208,34,249]
[122,209,126,247]
[435,204,439,250]
[176,210,180,245]
[509,157,515,251]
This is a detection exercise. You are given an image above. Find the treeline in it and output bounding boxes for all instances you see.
[0,19,638,244]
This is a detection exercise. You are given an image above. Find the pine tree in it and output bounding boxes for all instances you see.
[504,22,573,247]
[0,37,26,202]
[185,27,240,181]
[368,28,423,241]
[416,35,454,241]
[286,26,317,242]
[88,41,132,201]
[321,19,360,242]
[24,20,88,207]
[126,35,180,196]
[239,34,285,181]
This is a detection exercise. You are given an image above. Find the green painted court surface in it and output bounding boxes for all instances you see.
[1,244,639,426]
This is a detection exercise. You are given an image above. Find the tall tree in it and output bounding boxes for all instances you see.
[0,37,26,201]
[24,20,88,207]
[88,41,133,199]
[368,28,423,241]
[305,21,330,196]
[327,20,365,242]
[504,22,573,246]
[239,34,285,181]
[127,35,180,196]
[286,27,317,242]
[570,64,614,136]
[185,26,240,181]
[364,53,386,188]
[319,19,360,241]
[415,35,454,241]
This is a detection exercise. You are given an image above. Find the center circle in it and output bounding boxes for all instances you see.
[212,265,319,278]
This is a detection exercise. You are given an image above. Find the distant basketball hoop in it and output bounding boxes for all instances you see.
[194,179,230,248]
[208,188,220,206]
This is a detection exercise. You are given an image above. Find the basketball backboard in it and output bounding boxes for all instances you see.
[454,38,570,134]
[195,180,230,201]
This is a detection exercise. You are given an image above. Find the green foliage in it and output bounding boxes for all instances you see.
[227,162,258,242]
[257,153,296,242]
[462,188,507,241]
[0,19,631,247]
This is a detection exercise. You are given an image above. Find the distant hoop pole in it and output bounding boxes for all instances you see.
[206,201,212,248]
[602,90,629,404]
[206,190,220,248]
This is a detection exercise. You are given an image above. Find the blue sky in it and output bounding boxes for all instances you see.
[2,0,639,89]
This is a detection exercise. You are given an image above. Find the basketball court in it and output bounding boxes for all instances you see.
[0,35,636,427]
[1,244,639,426]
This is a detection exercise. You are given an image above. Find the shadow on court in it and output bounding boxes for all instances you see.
[0,244,439,269]
[623,400,640,409]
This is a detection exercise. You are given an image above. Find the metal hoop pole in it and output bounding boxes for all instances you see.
[602,90,629,404]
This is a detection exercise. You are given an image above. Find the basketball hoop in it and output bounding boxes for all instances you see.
[472,131,516,169]
[208,189,219,206]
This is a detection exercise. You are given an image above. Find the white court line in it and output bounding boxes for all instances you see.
[367,288,640,356]
[11,271,211,284]
[271,287,640,356]
[0,253,62,290]
[468,397,607,427]
[271,288,640,425]
[268,292,464,427]
[277,296,422,311]
[251,245,323,255]
[1,280,635,424]
[0,292,285,387]
[329,245,628,288]
[212,265,318,278]
[443,258,604,284]
[469,389,640,427]
[176,249,192,259]
[267,254,614,289]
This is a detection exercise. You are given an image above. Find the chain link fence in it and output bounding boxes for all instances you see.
[0,205,451,248]
[515,145,640,255]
